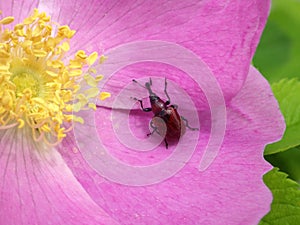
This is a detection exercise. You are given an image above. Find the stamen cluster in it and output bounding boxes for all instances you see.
[0,9,109,145]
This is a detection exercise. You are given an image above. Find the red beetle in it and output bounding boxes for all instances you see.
[132,78,198,148]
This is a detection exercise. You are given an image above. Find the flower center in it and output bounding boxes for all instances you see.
[12,73,39,97]
[12,72,40,97]
[0,9,110,145]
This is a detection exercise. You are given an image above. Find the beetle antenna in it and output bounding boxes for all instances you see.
[145,81,155,96]
[164,78,171,103]
[132,79,146,88]
[133,78,156,96]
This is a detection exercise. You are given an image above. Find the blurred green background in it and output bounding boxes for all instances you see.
[253,0,300,184]
[253,1,300,223]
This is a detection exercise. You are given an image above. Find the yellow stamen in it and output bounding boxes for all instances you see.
[17,119,25,128]
[0,9,108,145]
[99,55,108,64]
[0,16,14,25]
[87,52,98,65]
[99,92,111,101]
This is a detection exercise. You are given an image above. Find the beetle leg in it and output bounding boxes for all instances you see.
[164,138,169,149]
[132,97,152,112]
[147,120,159,136]
[181,116,199,131]
[148,121,169,149]
[164,78,171,105]
[170,104,178,109]
[147,129,156,137]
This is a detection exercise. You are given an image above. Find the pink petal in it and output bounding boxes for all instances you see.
[0,0,38,26]
[37,0,270,99]
[60,66,284,224]
[0,128,118,225]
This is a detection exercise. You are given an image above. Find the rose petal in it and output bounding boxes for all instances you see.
[0,0,38,26]
[38,0,270,99]
[226,66,285,145]
[0,128,117,225]
[60,66,284,224]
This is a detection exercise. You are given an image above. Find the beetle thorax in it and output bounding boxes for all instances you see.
[149,95,166,115]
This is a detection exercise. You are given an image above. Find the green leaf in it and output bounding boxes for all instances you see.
[259,168,300,225]
[265,147,300,182]
[265,79,300,155]
[253,0,300,82]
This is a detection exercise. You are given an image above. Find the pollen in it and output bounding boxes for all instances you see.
[0,9,106,145]
[99,92,111,101]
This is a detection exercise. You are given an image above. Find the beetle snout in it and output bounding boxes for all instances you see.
[149,95,159,102]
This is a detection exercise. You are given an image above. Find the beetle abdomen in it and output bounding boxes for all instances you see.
[151,107,186,140]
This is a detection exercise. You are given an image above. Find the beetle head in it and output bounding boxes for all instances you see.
[145,81,156,96]
[149,95,160,102]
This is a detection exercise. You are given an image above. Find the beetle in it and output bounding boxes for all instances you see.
[132,78,198,148]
